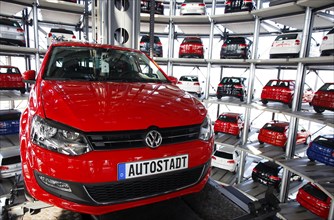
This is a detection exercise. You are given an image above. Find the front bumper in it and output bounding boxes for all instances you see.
[22,138,213,215]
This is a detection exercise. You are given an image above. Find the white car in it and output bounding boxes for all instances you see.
[180,0,206,15]
[176,75,202,97]
[269,32,319,58]
[47,28,76,47]
[0,145,21,179]
[211,146,240,173]
[320,27,334,56]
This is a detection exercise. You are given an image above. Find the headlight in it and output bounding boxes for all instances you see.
[31,116,91,156]
[199,115,213,141]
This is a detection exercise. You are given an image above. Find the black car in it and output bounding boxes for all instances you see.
[220,37,252,59]
[224,0,256,13]
[252,161,302,189]
[139,35,163,57]
[216,77,248,101]
[141,0,164,15]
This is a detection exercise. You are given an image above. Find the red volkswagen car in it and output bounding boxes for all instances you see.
[20,42,214,215]
[258,121,311,149]
[0,65,26,94]
[297,182,331,219]
[179,37,204,58]
[214,113,244,138]
[261,79,314,108]
[311,82,334,113]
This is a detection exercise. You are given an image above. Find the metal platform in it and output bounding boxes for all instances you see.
[276,157,334,200]
[278,201,323,220]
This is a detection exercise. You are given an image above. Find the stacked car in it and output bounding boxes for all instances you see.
[176,75,201,97]
[220,37,251,59]
[224,0,256,13]
[0,18,25,47]
[179,37,204,58]
[139,35,163,57]
[311,82,334,113]
[296,182,332,219]
[180,0,206,15]
[216,77,248,101]
[211,146,240,173]
[0,65,26,94]
[214,113,244,138]
[307,134,334,167]
[320,27,334,56]
[258,120,311,149]
[260,79,314,108]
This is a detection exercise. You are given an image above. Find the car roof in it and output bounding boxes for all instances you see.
[266,120,289,127]
[49,41,142,54]
[0,65,18,68]
[318,134,334,140]
[220,112,241,118]
[216,146,235,154]
[269,79,295,82]
[258,161,281,170]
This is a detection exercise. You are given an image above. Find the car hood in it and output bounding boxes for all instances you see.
[40,81,206,132]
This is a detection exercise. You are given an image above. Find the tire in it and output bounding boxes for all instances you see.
[259,141,264,145]
[313,106,325,113]
[20,88,26,94]
[240,96,244,102]
[304,136,311,145]
[197,93,201,98]
[217,95,222,100]
[261,99,268,105]
[288,102,292,108]
[214,132,218,135]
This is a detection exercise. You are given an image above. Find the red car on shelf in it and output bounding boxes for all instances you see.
[311,82,334,113]
[19,42,213,215]
[214,113,244,138]
[179,37,204,58]
[261,79,314,108]
[258,121,311,149]
[0,65,26,94]
[296,182,331,219]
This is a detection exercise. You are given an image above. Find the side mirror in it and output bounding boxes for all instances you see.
[22,70,36,84]
[168,76,178,85]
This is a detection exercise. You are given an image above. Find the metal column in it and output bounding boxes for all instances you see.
[167,0,176,76]
[105,0,140,48]
[204,0,216,99]
[329,200,334,220]
[83,0,89,41]
[149,0,155,57]
[32,1,39,71]
[237,0,261,184]
[279,7,313,203]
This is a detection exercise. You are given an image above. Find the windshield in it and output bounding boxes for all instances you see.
[43,46,168,83]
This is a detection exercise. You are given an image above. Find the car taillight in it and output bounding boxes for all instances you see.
[244,0,252,2]
[199,3,205,6]
[177,82,182,84]
[316,201,329,209]
[0,166,9,171]
[252,168,258,173]
[227,160,235,164]
[218,84,223,87]
[72,35,76,39]
[239,44,247,48]
[295,39,300,45]
[157,41,162,46]
[212,156,216,160]
[323,36,328,41]
[140,42,145,46]
[222,43,227,48]
[48,33,52,37]
[181,3,186,6]
[234,85,243,89]
[180,44,185,48]
[17,28,24,33]
[269,175,281,181]
[194,82,200,86]
[226,0,231,5]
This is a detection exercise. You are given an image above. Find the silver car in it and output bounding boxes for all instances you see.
[0,18,25,47]
[0,144,21,179]
[180,0,206,15]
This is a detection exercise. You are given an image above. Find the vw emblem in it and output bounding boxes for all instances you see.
[145,130,162,149]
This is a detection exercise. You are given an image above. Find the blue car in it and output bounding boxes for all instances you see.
[307,135,334,166]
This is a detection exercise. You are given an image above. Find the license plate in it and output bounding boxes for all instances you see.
[118,155,189,180]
